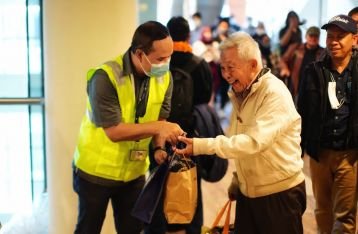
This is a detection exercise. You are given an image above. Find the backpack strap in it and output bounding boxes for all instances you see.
[173,55,203,74]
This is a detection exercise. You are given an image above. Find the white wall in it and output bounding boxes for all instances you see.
[43,1,137,233]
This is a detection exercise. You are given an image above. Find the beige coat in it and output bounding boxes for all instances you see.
[193,71,305,198]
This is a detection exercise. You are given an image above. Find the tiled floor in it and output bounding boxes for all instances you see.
[0,193,48,234]
[0,160,317,234]
[1,102,354,234]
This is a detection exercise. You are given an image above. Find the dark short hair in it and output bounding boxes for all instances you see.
[192,12,201,19]
[131,21,169,54]
[348,7,358,17]
[285,11,304,26]
[167,16,190,42]
[217,17,230,26]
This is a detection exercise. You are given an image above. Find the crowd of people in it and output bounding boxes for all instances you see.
[190,10,324,113]
[71,6,358,234]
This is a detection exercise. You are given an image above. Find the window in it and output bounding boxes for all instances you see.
[0,0,45,226]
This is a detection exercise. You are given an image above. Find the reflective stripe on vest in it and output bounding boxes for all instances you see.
[74,55,170,182]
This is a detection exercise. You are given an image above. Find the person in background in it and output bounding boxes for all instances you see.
[145,16,213,234]
[166,16,213,132]
[192,26,220,65]
[279,11,304,55]
[348,7,358,23]
[348,7,358,50]
[280,26,324,101]
[212,17,232,116]
[192,26,221,107]
[298,14,358,234]
[175,31,306,234]
[213,17,231,43]
[72,21,184,234]
[190,12,203,44]
[244,16,256,36]
[252,21,272,69]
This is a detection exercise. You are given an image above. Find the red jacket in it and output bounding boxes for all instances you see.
[280,42,324,96]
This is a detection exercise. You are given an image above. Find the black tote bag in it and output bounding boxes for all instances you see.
[131,162,169,224]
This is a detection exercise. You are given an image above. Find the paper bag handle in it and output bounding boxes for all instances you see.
[211,200,231,234]
[170,152,192,169]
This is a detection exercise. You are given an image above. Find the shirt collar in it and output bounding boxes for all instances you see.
[327,53,354,74]
[248,67,269,90]
[122,48,143,77]
[233,67,270,99]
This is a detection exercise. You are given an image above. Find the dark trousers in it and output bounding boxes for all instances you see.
[73,170,145,234]
[235,181,306,234]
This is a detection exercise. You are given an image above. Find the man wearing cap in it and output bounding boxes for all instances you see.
[298,15,358,233]
[280,26,324,102]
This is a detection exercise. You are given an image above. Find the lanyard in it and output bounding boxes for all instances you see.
[135,77,149,123]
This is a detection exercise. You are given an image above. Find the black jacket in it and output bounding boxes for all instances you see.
[168,51,213,134]
[170,51,213,105]
[297,50,358,161]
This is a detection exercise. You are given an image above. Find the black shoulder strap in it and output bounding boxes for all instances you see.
[181,55,203,74]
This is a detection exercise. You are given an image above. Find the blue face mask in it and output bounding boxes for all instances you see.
[141,53,170,77]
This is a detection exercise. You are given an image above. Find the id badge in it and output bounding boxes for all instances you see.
[129,150,147,161]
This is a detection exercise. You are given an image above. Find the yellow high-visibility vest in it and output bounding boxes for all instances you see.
[74,55,170,181]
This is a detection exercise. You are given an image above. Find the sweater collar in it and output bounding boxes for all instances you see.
[233,67,270,100]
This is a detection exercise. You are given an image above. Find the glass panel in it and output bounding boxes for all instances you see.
[0,0,43,98]
[28,1,43,98]
[30,105,46,198]
[0,0,29,98]
[0,105,45,225]
[0,0,45,228]
[0,105,32,223]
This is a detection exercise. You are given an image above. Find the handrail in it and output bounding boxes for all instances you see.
[0,98,44,105]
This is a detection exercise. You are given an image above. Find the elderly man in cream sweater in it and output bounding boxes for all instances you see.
[176,32,306,234]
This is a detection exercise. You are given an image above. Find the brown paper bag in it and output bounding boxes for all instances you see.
[164,157,198,224]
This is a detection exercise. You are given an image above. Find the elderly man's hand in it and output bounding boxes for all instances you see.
[174,136,194,156]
